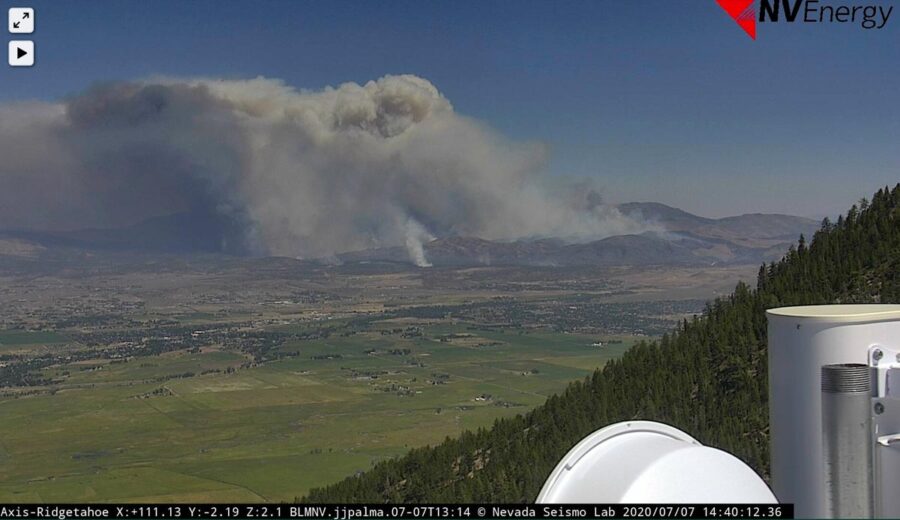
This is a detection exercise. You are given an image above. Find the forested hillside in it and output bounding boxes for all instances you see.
[302,185,900,503]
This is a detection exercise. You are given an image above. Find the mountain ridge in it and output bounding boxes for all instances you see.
[0,202,818,268]
[340,203,818,267]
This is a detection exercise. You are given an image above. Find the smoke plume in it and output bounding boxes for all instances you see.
[405,218,435,267]
[0,75,648,262]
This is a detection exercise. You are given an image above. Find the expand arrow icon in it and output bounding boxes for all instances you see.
[13,21,20,28]
[22,12,30,19]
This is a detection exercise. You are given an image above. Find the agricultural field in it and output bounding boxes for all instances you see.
[0,257,751,502]
[0,320,633,502]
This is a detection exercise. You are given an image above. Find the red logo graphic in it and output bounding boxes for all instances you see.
[717,0,757,39]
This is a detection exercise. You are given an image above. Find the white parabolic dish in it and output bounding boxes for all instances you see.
[536,421,777,503]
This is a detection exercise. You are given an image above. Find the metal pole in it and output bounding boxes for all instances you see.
[821,363,873,518]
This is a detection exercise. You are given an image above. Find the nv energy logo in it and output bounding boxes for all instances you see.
[716,0,893,39]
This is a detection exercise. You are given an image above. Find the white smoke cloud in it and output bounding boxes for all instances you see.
[405,218,435,267]
[0,74,650,261]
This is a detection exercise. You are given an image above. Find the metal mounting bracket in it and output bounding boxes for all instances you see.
[869,345,900,518]
[869,345,900,397]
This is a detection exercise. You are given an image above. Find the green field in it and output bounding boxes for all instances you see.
[0,321,633,502]
[0,330,69,346]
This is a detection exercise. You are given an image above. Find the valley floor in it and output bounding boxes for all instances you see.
[0,259,756,502]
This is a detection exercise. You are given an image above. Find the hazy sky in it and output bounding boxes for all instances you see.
[1,0,897,218]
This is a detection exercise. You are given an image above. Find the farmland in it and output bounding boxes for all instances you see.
[0,321,633,502]
[0,256,754,502]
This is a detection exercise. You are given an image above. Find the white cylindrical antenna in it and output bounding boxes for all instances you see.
[767,304,900,518]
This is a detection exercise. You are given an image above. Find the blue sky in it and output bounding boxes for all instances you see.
[1,0,898,218]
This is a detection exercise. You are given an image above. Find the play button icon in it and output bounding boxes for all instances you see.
[8,40,33,66]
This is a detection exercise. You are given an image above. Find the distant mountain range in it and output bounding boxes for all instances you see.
[341,202,819,267]
[0,202,819,267]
